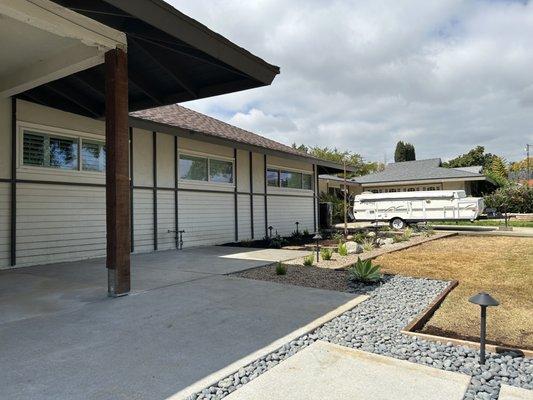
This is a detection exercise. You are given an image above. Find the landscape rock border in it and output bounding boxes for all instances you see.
[185,275,532,400]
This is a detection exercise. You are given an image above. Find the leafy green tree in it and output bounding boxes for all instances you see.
[442,146,496,169]
[394,141,416,162]
[291,143,383,176]
[484,185,533,213]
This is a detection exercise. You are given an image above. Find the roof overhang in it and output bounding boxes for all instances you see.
[0,0,127,98]
[13,0,280,117]
[358,176,488,187]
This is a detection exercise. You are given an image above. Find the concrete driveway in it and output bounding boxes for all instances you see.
[0,247,355,400]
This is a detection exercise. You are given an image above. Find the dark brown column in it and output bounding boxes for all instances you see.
[105,48,130,297]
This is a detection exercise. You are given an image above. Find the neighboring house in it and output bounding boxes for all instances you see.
[353,159,494,195]
[318,174,361,197]
[0,0,344,295]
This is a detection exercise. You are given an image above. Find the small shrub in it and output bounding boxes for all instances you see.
[348,258,382,283]
[303,253,314,266]
[320,247,333,260]
[362,238,374,252]
[403,227,413,239]
[354,233,366,244]
[303,228,310,236]
[275,262,287,275]
[268,234,286,249]
[338,242,348,256]
[240,239,253,247]
[423,226,435,237]
[332,232,344,242]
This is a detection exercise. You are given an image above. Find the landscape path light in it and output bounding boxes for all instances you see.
[268,226,273,238]
[468,292,499,365]
[295,221,299,235]
[313,233,322,262]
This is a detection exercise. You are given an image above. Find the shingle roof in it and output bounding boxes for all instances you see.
[354,158,486,184]
[130,104,313,159]
[319,174,360,184]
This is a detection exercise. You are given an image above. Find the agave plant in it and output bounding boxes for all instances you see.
[348,258,382,282]
[338,241,348,256]
[362,238,374,252]
[320,247,333,260]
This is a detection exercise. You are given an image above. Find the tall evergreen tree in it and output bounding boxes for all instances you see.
[394,141,416,162]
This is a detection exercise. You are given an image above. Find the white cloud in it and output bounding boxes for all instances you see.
[172,0,533,162]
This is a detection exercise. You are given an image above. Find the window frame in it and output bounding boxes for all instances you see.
[266,165,314,191]
[18,122,106,176]
[177,150,235,186]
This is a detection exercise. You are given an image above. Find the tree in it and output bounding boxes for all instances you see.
[442,146,496,169]
[394,141,416,162]
[291,143,383,176]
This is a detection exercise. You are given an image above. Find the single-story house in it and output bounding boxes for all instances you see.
[353,158,494,195]
[0,0,345,295]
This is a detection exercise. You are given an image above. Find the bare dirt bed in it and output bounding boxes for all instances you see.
[375,236,533,350]
[231,264,379,295]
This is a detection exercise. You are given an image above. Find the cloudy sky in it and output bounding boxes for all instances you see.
[172,0,533,163]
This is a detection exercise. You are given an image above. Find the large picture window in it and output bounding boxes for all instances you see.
[179,153,234,184]
[267,167,313,190]
[23,131,78,170]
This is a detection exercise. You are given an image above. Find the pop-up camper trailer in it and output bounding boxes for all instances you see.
[352,190,484,229]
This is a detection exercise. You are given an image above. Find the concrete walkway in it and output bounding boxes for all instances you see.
[225,341,471,400]
[0,247,356,400]
[499,385,533,400]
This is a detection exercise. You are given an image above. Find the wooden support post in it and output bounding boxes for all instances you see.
[105,48,130,297]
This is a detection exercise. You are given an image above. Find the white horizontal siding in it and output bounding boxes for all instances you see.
[133,188,154,253]
[178,191,235,247]
[157,190,176,251]
[252,194,266,239]
[267,195,314,237]
[0,183,10,268]
[15,184,106,267]
[237,194,251,241]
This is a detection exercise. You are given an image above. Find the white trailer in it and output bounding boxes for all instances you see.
[352,190,484,229]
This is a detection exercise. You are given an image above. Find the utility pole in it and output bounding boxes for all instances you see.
[526,144,531,188]
[343,158,348,236]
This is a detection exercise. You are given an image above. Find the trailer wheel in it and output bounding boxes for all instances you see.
[390,218,406,230]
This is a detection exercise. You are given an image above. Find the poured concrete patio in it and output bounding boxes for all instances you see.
[0,247,354,400]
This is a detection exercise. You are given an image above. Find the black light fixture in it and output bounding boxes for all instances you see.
[268,226,273,238]
[295,221,300,234]
[312,233,322,261]
[469,292,499,364]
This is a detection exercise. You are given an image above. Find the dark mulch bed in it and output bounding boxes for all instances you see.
[231,264,386,295]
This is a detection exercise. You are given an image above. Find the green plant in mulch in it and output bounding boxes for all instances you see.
[275,262,287,275]
[303,228,310,236]
[353,232,366,244]
[423,226,436,237]
[338,241,348,257]
[393,227,413,243]
[303,253,314,266]
[348,258,382,283]
[320,247,333,260]
[265,234,286,249]
[240,239,254,247]
[332,231,344,242]
[362,238,374,252]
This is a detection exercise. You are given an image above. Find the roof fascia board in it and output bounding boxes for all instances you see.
[359,176,487,187]
[103,0,278,84]
[2,0,127,49]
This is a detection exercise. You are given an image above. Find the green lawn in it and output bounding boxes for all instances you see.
[430,220,533,228]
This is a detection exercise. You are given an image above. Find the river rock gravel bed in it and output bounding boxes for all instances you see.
[188,275,532,400]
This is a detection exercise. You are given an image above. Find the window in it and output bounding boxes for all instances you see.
[23,131,78,170]
[179,154,234,183]
[267,169,279,187]
[268,168,313,190]
[82,140,106,172]
[179,154,208,181]
[280,170,302,189]
[302,174,312,190]
[209,159,233,183]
